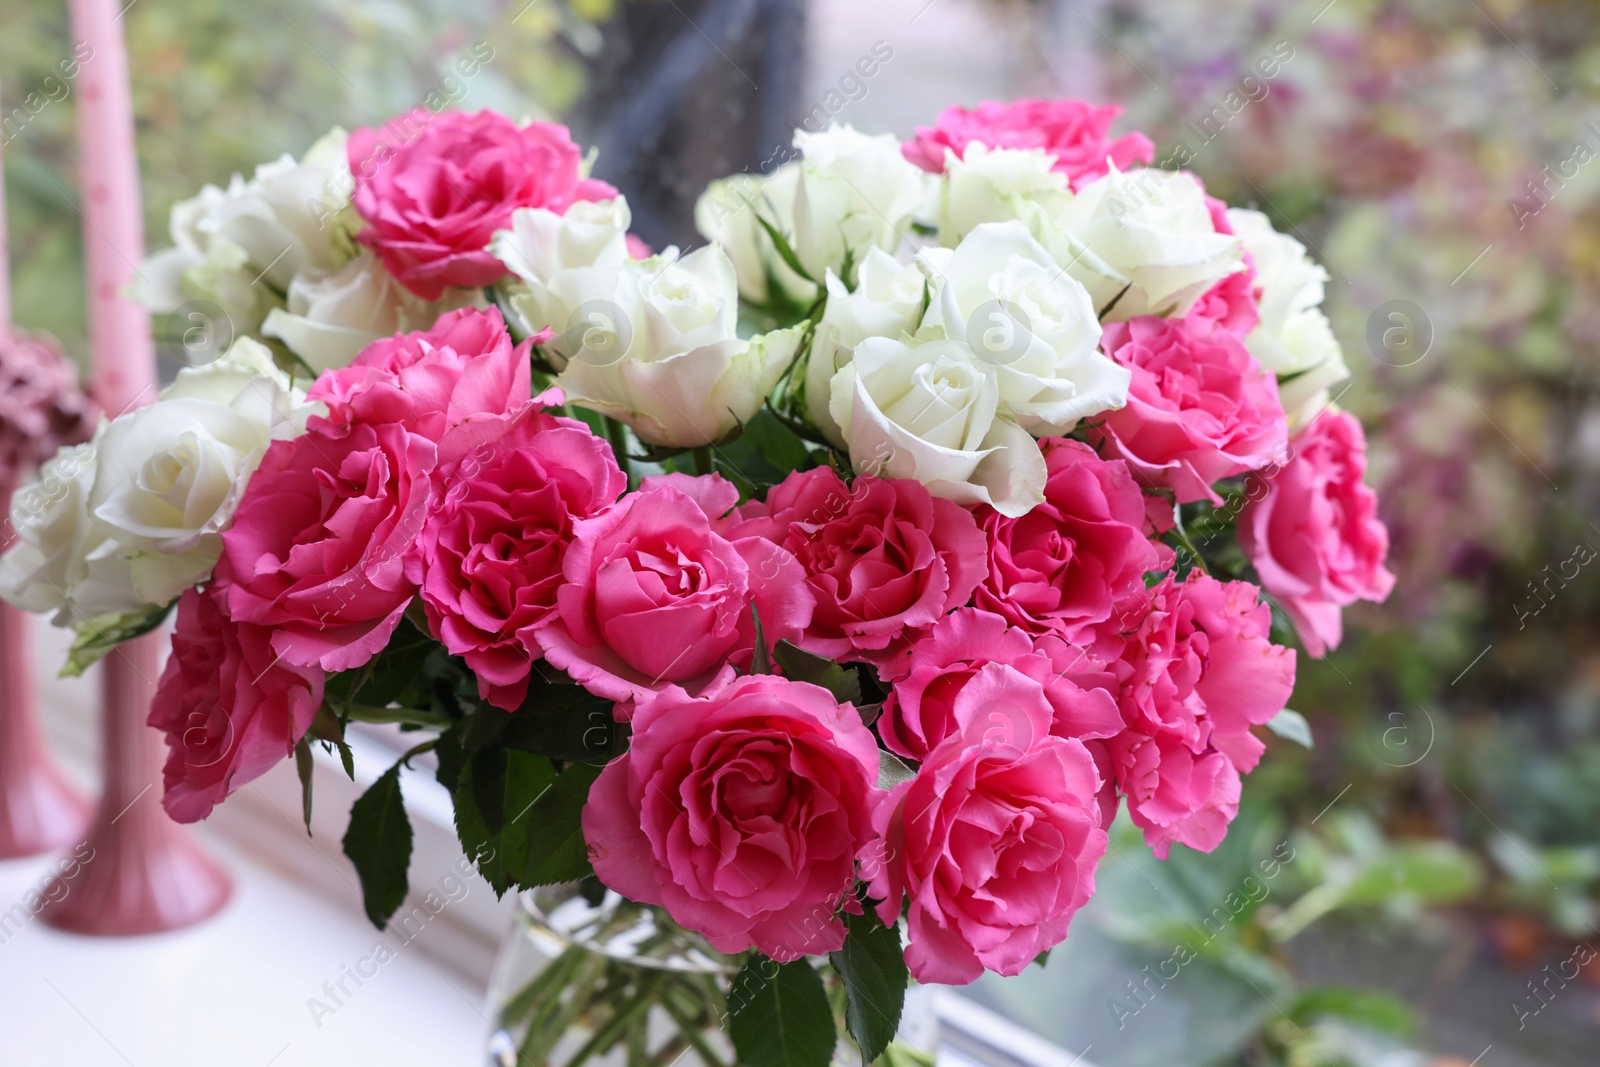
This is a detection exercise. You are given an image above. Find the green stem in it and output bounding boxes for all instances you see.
[692,446,713,476]
[604,417,635,490]
[564,971,669,1067]
[345,703,453,731]
[660,982,731,1067]
[519,953,608,1066]
[497,944,588,1031]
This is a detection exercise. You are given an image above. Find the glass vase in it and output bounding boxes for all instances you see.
[486,883,739,1067]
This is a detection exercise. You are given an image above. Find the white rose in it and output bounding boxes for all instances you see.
[91,338,315,608]
[790,125,930,284]
[137,128,353,329]
[506,231,802,448]
[694,126,929,310]
[263,252,480,375]
[917,221,1128,436]
[693,166,814,307]
[0,443,98,620]
[1042,165,1243,320]
[1277,319,1350,432]
[828,337,1047,517]
[1226,207,1348,387]
[803,248,926,448]
[937,144,1072,246]
[492,198,634,286]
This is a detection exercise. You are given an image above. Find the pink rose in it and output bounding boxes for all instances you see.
[972,439,1166,644]
[419,403,625,710]
[902,98,1154,190]
[1091,315,1287,505]
[1186,260,1260,339]
[150,585,324,823]
[880,608,1122,762]
[726,467,986,674]
[868,666,1109,984]
[1239,410,1395,657]
[1109,572,1296,857]
[537,478,815,702]
[0,328,96,490]
[348,109,617,299]
[583,675,884,959]
[218,420,435,672]
[309,307,532,442]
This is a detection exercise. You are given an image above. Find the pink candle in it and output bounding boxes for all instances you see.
[41,0,230,935]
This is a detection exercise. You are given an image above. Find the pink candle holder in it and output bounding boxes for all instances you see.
[0,593,89,859]
[36,0,232,934]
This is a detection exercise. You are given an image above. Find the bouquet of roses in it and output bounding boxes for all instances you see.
[0,97,1393,1064]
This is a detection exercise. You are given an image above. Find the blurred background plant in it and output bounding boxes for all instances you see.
[4,0,1598,1063]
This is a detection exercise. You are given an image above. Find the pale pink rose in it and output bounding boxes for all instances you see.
[868,665,1109,984]
[309,307,531,442]
[902,98,1154,190]
[1091,315,1287,505]
[1239,410,1394,657]
[1108,572,1296,857]
[150,585,324,823]
[418,403,625,710]
[349,109,617,299]
[583,675,884,960]
[0,328,96,490]
[537,480,815,703]
[972,439,1166,645]
[726,467,986,674]
[218,421,435,672]
[880,608,1122,761]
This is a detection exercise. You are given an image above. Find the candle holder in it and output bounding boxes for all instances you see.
[0,597,89,858]
[33,0,234,935]
[39,634,230,934]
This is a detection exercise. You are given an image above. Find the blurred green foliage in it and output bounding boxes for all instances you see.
[0,0,613,359]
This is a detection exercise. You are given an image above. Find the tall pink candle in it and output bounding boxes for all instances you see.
[42,0,230,935]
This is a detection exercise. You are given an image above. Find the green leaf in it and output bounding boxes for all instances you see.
[294,738,315,835]
[876,750,916,791]
[342,763,414,929]
[502,676,621,763]
[1265,708,1313,748]
[453,748,557,897]
[1288,984,1414,1036]
[60,600,176,677]
[752,212,816,285]
[729,957,836,1067]
[829,910,908,1062]
[520,760,605,887]
[772,640,862,705]
[751,605,771,676]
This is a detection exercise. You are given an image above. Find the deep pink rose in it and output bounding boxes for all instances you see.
[727,467,986,674]
[537,478,815,702]
[418,403,625,710]
[972,439,1166,644]
[309,307,531,442]
[1187,260,1260,339]
[1239,410,1395,657]
[1091,315,1287,505]
[583,675,884,959]
[218,421,435,672]
[868,666,1109,984]
[150,585,324,823]
[902,98,1155,190]
[880,608,1122,762]
[348,109,617,299]
[1109,572,1296,857]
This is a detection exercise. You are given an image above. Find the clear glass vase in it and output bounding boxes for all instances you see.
[485,883,740,1067]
